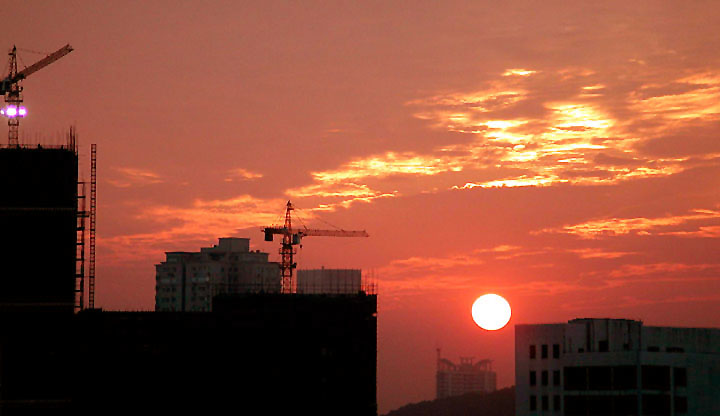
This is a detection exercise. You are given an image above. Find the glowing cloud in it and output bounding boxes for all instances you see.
[311,152,464,183]
[502,68,537,77]
[108,167,164,188]
[224,168,263,181]
[101,195,285,263]
[539,209,720,238]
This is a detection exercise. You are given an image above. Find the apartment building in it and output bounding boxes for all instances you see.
[515,318,719,416]
[155,237,280,311]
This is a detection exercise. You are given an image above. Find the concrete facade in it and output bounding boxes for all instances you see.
[436,351,497,399]
[155,237,280,311]
[515,318,720,416]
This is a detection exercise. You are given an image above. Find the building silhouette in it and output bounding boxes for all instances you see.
[0,143,378,415]
[515,318,720,416]
[436,350,497,399]
[0,145,77,315]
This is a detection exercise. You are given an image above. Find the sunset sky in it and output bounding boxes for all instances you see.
[5,1,720,412]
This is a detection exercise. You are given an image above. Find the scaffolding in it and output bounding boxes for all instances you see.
[75,181,87,312]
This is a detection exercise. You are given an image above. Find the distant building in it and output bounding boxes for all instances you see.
[515,318,720,416]
[436,350,497,399]
[155,237,280,311]
[297,268,362,294]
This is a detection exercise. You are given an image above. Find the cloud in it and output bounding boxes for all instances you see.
[607,262,720,279]
[241,65,720,208]
[569,248,636,259]
[100,195,285,263]
[224,168,263,182]
[628,73,720,122]
[503,69,537,77]
[309,151,465,183]
[107,167,163,188]
[537,209,720,238]
[404,67,720,190]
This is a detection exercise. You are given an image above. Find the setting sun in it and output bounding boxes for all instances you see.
[471,294,512,331]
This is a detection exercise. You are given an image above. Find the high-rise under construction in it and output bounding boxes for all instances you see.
[0,143,78,314]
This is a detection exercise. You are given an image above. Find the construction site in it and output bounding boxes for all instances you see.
[0,44,378,415]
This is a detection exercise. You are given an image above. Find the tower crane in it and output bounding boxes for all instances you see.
[262,201,369,294]
[1,44,73,146]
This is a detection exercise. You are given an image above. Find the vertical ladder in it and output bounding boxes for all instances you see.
[88,144,97,309]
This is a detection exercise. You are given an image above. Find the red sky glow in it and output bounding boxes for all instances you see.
[5,1,720,412]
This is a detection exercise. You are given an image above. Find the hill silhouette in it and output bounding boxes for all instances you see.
[383,387,514,416]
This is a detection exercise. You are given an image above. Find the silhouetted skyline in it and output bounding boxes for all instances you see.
[5,2,720,412]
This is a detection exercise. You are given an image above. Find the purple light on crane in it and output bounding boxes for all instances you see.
[0,105,27,118]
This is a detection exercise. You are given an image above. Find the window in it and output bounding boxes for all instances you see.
[675,396,688,414]
[542,395,549,411]
[530,395,537,411]
[553,370,560,386]
[553,343,560,358]
[588,366,612,390]
[542,370,548,386]
[530,345,536,359]
[642,366,670,391]
[642,394,670,415]
[614,396,636,414]
[564,367,587,390]
[553,395,560,411]
[674,367,687,387]
[613,366,637,390]
[598,340,609,352]
[530,371,537,386]
[541,344,548,359]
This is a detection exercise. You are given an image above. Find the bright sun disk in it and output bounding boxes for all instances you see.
[471,294,512,331]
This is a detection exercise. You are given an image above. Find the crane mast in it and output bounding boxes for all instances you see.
[1,44,73,146]
[4,46,21,146]
[262,201,369,294]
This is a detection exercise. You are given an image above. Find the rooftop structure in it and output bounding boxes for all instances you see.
[436,350,497,399]
[515,318,720,416]
[297,268,364,294]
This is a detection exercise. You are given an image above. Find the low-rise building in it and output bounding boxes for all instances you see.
[515,318,720,416]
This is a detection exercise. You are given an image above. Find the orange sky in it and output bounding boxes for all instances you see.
[5,1,720,412]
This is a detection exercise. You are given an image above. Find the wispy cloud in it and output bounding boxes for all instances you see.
[607,262,720,279]
[224,168,263,182]
[569,248,636,259]
[503,68,537,77]
[107,167,163,188]
[100,195,285,263]
[538,209,720,238]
